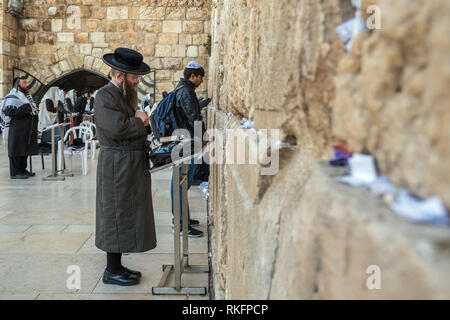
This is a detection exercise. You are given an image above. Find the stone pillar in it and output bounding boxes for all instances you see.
[0,0,20,97]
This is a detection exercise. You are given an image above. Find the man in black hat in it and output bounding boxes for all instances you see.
[0,77,39,179]
[73,87,93,126]
[94,48,156,286]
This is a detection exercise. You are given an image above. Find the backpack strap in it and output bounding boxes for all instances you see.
[161,85,186,122]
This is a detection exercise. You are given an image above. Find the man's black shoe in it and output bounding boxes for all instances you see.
[123,267,142,278]
[171,218,199,227]
[172,226,204,238]
[102,269,140,286]
[11,174,28,179]
[25,171,36,177]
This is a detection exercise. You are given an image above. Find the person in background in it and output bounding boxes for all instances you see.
[73,88,93,125]
[0,77,39,179]
[170,60,207,238]
[65,89,76,113]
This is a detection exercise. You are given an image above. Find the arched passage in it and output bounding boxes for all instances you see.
[46,69,109,94]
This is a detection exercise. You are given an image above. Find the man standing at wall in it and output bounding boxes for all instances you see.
[95,48,156,286]
[73,88,93,126]
[0,77,39,179]
[171,61,206,238]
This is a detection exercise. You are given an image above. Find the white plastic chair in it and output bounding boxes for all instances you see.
[61,126,93,175]
[80,121,99,159]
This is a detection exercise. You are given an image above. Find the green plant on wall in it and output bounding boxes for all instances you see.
[205,34,212,56]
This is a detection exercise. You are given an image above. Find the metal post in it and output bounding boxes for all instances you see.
[151,150,209,296]
[173,163,181,290]
[43,126,64,181]
[181,162,189,267]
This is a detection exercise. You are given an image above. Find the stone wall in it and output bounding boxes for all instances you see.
[207,0,450,299]
[0,0,20,97]
[1,0,211,99]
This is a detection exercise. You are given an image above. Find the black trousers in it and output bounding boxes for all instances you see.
[9,156,27,177]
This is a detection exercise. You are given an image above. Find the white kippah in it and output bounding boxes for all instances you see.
[186,61,202,69]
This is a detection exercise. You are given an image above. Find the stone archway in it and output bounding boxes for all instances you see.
[46,68,109,94]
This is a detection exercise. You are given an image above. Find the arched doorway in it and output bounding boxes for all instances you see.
[12,67,110,105]
[47,69,109,95]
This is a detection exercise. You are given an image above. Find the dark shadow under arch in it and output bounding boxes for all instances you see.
[46,68,110,95]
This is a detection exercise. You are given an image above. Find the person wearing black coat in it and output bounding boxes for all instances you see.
[169,61,207,238]
[73,88,93,126]
[0,77,39,179]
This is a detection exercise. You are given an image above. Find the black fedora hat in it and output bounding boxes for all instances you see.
[102,48,150,75]
[83,87,94,94]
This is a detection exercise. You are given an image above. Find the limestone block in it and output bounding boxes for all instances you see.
[129,7,139,20]
[183,21,203,33]
[155,44,171,57]
[192,34,209,45]
[102,20,116,32]
[107,7,128,19]
[84,55,94,69]
[149,57,162,69]
[74,32,89,43]
[19,19,40,32]
[83,19,101,32]
[90,32,105,43]
[47,6,66,18]
[117,21,134,33]
[37,32,56,45]
[123,32,142,44]
[92,57,103,71]
[161,57,182,69]
[79,43,92,55]
[186,45,198,57]
[171,44,186,58]
[106,33,122,42]
[136,45,155,57]
[92,7,107,19]
[100,63,110,76]
[198,45,209,57]
[57,46,70,60]
[157,82,174,93]
[144,33,157,44]
[91,47,103,58]
[186,7,210,20]
[56,33,74,43]
[23,6,47,19]
[81,0,101,5]
[158,33,178,45]
[139,6,166,20]
[165,7,185,20]
[155,69,172,81]
[59,60,70,72]
[50,53,59,64]
[173,70,184,81]
[178,34,192,45]
[135,21,162,33]
[162,21,182,33]
[92,42,109,48]
[18,47,27,59]
[51,19,63,32]
[50,63,62,76]
[42,20,51,32]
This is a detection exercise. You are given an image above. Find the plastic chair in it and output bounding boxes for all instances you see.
[61,126,93,175]
[80,121,99,160]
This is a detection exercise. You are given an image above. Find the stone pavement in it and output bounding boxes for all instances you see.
[0,137,209,300]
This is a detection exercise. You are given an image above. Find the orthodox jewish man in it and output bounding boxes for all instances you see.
[0,77,39,179]
[94,48,156,286]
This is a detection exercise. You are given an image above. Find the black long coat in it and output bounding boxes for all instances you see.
[94,82,157,253]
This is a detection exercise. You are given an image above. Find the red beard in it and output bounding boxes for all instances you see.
[122,76,138,111]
